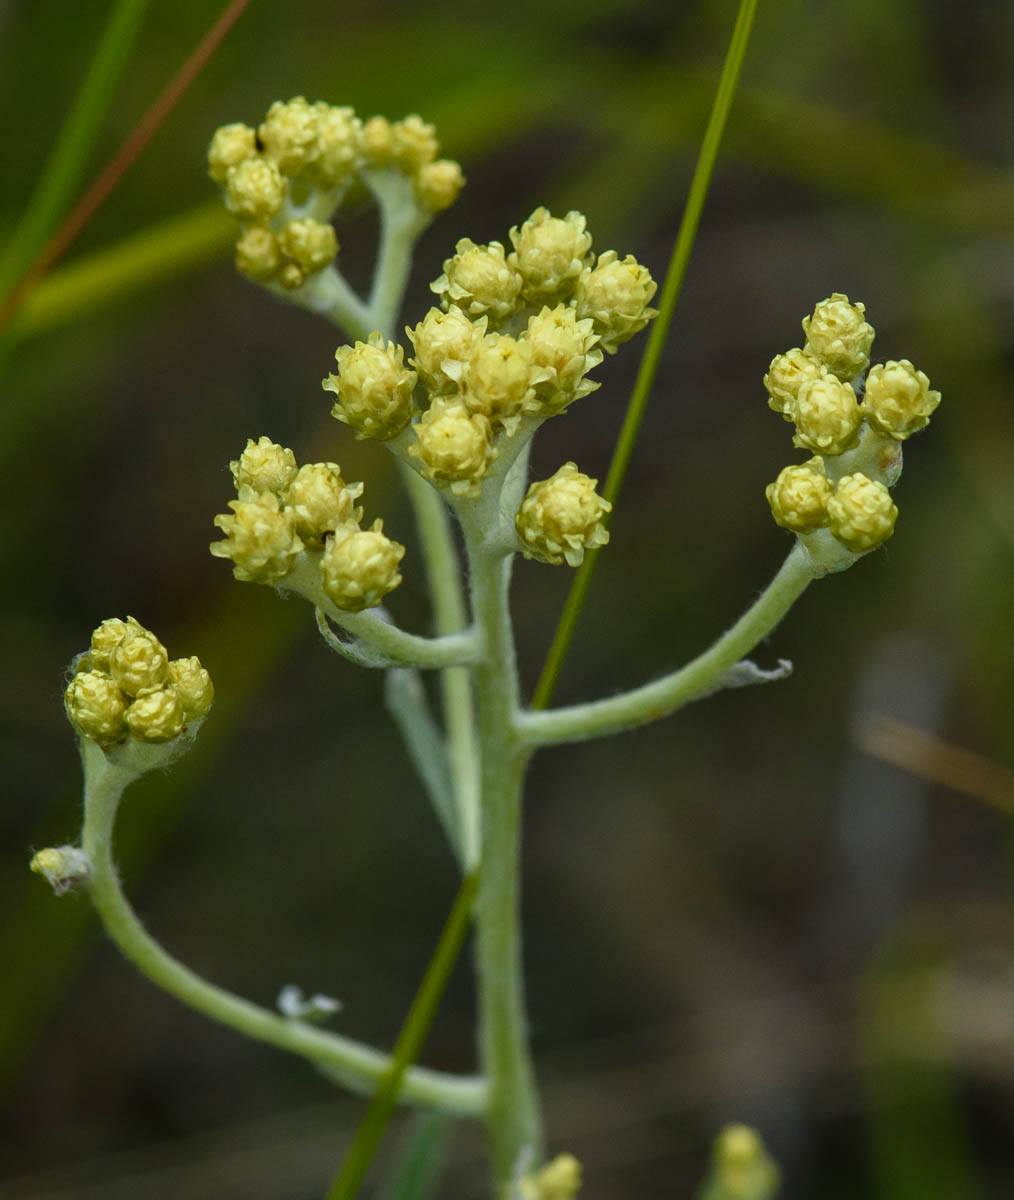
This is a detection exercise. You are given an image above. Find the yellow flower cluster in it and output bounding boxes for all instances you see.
[520,1153,583,1200]
[321,210,656,499]
[763,296,940,555]
[65,617,213,747]
[209,100,465,290]
[210,437,404,611]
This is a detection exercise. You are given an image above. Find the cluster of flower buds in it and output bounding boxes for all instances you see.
[208,99,465,291]
[322,208,656,503]
[763,295,940,556]
[210,436,404,611]
[65,617,213,747]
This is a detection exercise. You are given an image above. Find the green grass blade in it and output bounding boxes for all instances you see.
[377,1110,453,1200]
[325,871,478,1200]
[532,0,759,710]
[0,0,151,297]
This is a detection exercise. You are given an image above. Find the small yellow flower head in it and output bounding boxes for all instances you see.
[230,436,298,498]
[65,671,128,744]
[361,115,395,164]
[31,846,91,895]
[463,332,539,431]
[431,238,523,326]
[235,226,282,282]
[530,1154,583,1200]
[407,305,486,394]
[89,616,144,672]
[307,103,362,187]
[573,250,658,353]
[524,304,603,412]
[284,462,364,545]
[765,457,833,533]
[167,657,215,719]
[323,333,418,440]
[321,520,405,611]
[109,628,170,697]
[207,122,257,185]
[125,688,185,743]
[278,263,305,290]
[763,347,827,420]
[710,1124,781,1200]
[258,96,320,176]
[802,293,875,381]
[225,157,286,222]
[414,159,466,213]
[509,208,593,304]
[516,463,611,566]
[211,492,304,584]
[792,375,862,455]
[827,473,898,552]
[279,218,338,274]
[861,358,941,441]
[410,402,497,496]
[391,114,439,170]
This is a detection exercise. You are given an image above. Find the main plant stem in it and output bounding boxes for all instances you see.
[461,501,542,1186]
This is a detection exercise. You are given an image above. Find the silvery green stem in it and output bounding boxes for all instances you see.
[458,495,542,1186]
[516,543,817,746]
[270,264,372,340]
[78,739,486,1116]
[364,167,431,336]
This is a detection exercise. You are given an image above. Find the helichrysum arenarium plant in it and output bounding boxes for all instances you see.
[33,94,940,1199]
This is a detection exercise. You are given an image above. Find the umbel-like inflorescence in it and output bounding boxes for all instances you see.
[763,294,940,565]
[65,616,213,747]
[208,99,465,291]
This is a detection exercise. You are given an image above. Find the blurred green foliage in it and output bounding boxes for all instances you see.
[2,1,1013,1197]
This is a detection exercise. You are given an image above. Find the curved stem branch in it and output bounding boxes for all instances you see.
[78,745,486,1117]
[517,543,816,746]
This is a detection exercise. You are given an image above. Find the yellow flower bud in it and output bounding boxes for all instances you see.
[235,225,282,282]
[406,305,486,394]
[765,458,832,533]
[31,845,91,895]
[409,402,497,497]
[413,159,466,213]
[573,250,658,353]
[323,332,418,440]
[125,688,185,743]
[516,462,611,566]
[89,616,144,673]
[827,473,898,552]
[258,96,320,176]
[225,157,286,222]
[361,115,395,164]
[167,657,215,719]
[524,304,602,413]
[207,122,257,185]
[284,462,364,545]
[279,218,338,274]
[430,238,523,326]
[307,103,362,187]
[230,436,298,498]
[861,358,941,441]
[110,628,169,697]
[530,1154,583,1200]
[463,332,540,431]
[792,375,862,455]
[708,1124,780,1200]
[65,671,128,744]
[278,262,305,290]
[321,520,405,611]
[391,114,439,170]
[763,347,826,420]
[508,208,593,304]
[211,492,304,584]
[802,293,875,381]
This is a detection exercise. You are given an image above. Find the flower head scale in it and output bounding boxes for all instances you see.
[508,208,593,304]
[430,238,523,326]
[573,250,658,353]
[515,463,611,566]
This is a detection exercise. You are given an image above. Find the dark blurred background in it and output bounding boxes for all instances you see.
[3,0,1014,1196]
